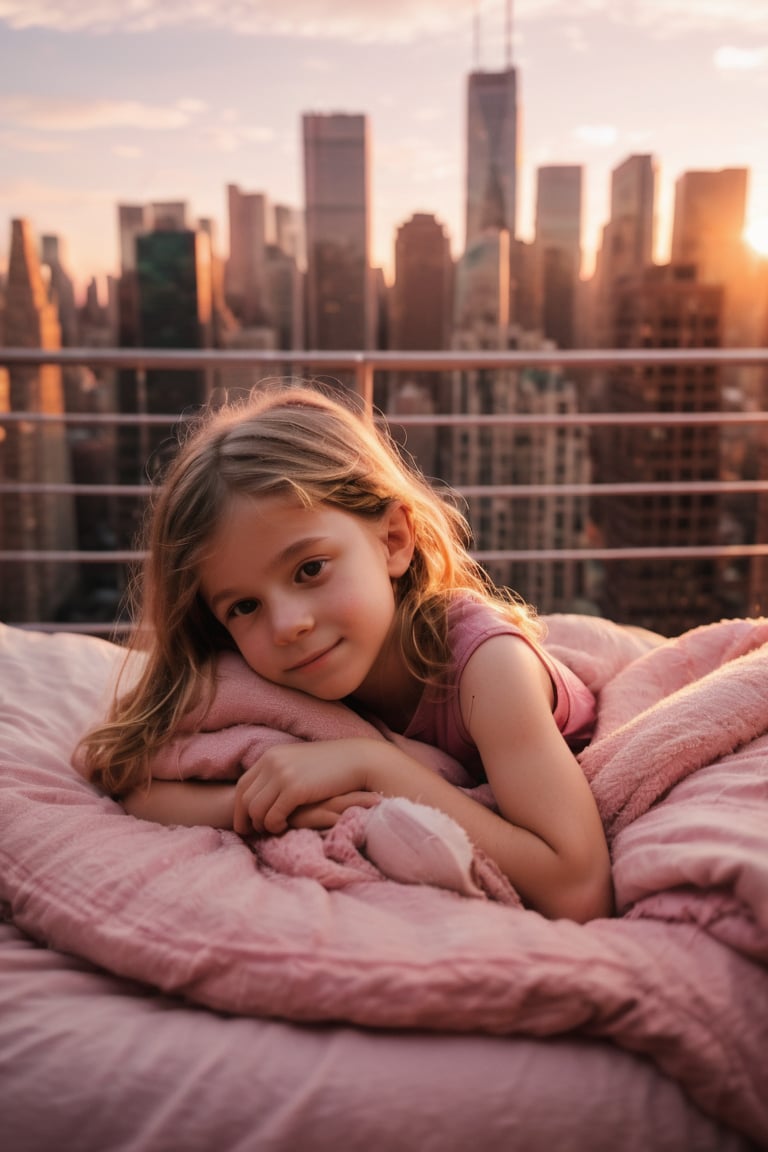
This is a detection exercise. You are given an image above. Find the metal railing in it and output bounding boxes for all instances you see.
[2,345,768,634]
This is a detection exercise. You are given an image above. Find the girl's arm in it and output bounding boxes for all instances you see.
[122,779,237,828]
[454,634,613,922]
[234,636,612,922]
[121,778,375,830]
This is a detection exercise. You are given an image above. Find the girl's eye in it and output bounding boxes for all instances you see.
[297,559,326,582]
[229,598,259,619]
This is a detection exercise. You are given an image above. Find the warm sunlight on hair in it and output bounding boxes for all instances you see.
[744,217,768,257]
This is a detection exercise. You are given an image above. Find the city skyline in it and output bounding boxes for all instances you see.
[2,0,768,295]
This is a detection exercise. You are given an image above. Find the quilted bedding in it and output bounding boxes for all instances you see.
[1,614,767,1151]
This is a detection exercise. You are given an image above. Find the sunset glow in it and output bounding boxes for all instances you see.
[745,217,768,257]
[1,1,768,288]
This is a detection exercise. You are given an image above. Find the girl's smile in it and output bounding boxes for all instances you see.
[284,639,343,674]
[198,493,416,710]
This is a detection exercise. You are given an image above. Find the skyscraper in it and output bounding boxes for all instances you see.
[534,165,583,348]
[388,212,454,470]
[465,66,518,249]
[0,218,77,622]
[303,113,372,356]
[671,168,757,353]
[502,363,591,613]
[225,184,273,326]
[671,168,748,285]
[150,202,188,231]
[591,155,657,348]
[274,204,305,269]
[594,264,725,634]
[390,213,453,354]
[40,233,83,419]
[135,227,213,473]
[113,220,214,551]
[671,167,765,598]
[116,203,149,354]
[454,229,511,340]
[609,155,656,275]
[114,203,149,551]
[117,204,148,280]
[40,235,78,348]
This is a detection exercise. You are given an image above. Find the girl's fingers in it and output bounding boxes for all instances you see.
[289,791,378,829]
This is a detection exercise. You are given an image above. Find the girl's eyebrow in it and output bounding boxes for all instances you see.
[207,536,329,614]
[272,536,329,570]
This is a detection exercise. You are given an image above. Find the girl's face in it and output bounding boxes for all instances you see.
[198,493,415,707]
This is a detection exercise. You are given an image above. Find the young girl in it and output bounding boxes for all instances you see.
[79,383,613,923]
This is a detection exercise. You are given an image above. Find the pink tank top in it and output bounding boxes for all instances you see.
[403,597,596,781]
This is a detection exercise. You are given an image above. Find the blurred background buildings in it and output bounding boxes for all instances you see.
[2,3,768,634]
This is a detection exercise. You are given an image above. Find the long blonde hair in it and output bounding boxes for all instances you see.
[78,382,538,795]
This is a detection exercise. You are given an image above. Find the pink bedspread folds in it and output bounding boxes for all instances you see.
[1,614,767,1147]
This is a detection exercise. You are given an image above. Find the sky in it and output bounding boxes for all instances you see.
[1,0,768,297]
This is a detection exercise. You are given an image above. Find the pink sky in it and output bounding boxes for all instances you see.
[1,0,768,294]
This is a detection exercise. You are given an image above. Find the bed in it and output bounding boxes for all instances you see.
[1,613,766,1152]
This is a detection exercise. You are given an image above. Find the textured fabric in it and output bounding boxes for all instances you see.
[403,597,597,779]
[2,922,750,1152]
[1,617,768,1148]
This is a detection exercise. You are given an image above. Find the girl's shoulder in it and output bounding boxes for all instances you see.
[447,595,596,749]
[446,595,530,671]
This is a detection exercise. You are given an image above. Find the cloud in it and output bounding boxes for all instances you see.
[573,124,618,148]
[0,177,113,210]
[0,129,71,153]
[111,144,143,159]
[176,98,208,114]
[3,0,767,47]
[624,0,768,35]
[413,106,443,124]
[0,95,199,132]
[560,23,590,53]
[714,45,768,70]
[0,0,473,41]
[200,114,276,153]
[524,0,768,38]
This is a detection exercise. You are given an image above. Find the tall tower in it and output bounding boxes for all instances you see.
[594,264,726,634]
[114,203,149,552]
[391,213,453,354]
[40,235,78,347]
[534,165,582,348]
[388,212,454,471]
[609,155,656,275]
[671,166,764,607]
[590,154,657,350]
[464,2,519,249]
[114,216,214,551]
[303,112,372,357]
[225,185,273,326]
[671,168,748,284]
[274,204,305,269]
[135,227,214,474]
[116,203,148,351]
[671,168,756,351]
[0,219,77,623]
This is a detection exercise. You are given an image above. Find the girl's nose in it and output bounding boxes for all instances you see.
[270,598,313,645]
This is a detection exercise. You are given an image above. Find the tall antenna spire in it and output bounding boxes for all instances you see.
[505,0,513,67]
[473,0,481,70]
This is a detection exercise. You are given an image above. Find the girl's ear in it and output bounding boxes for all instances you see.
[382,502,416,577]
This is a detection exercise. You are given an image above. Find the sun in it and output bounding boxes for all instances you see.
[744,217,768,257]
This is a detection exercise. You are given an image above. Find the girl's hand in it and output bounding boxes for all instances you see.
[288,791,380,831]
[233,738,388,836]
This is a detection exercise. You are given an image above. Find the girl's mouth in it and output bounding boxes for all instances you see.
[287,640,341,672]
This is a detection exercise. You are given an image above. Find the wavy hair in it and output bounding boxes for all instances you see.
[77,382,539,796]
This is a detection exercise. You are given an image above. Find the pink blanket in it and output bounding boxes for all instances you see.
[1,614,767,1147]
